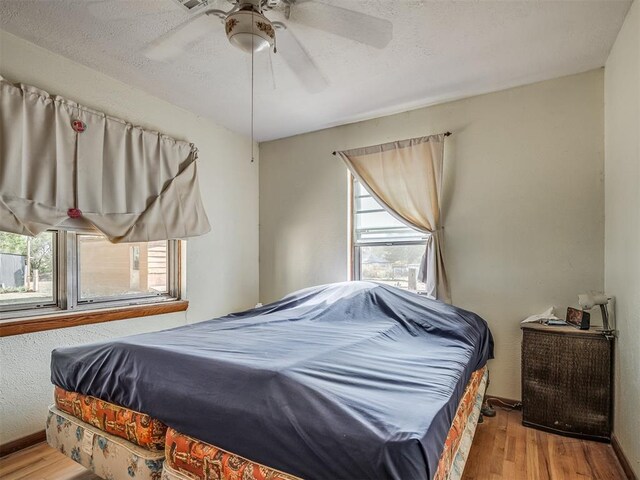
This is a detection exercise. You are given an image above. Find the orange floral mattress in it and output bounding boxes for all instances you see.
[163,366,487,480]
[434,366,487,480]
[54,386,167,451]
[165,427,301,480]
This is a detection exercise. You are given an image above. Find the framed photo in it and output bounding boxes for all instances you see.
[566,307,590,330]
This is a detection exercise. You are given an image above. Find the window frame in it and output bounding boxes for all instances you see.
[349,175,429,290]
[73,232,178,308]
[352,240,431,282]
[0,229,184,324]
[0,231,59,315]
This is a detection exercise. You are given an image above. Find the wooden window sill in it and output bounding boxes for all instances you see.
[0,300,189,337]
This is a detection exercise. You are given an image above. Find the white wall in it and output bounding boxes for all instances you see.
[0,30,259,443]
[604,1,640,474]
[260,71,605,400]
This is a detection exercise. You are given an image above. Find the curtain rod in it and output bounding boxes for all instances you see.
[331,132,452,156]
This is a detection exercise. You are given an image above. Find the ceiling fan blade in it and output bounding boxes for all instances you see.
[247,50,277,91]
[289,1,392,49]
[144,13,220,61]
[276,27,328,94]
[86,0,181,21]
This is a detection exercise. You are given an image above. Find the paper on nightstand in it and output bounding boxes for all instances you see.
[521,307,561,324]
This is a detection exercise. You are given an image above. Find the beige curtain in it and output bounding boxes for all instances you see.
[0,76,210,242]
[337,134,450,302]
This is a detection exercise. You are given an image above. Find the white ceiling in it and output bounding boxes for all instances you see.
[0,0,632,141]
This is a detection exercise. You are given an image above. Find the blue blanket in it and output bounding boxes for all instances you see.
[51,281,493,479]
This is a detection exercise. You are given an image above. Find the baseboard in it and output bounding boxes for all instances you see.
[612,434,638,480]
[0,430,46,458]
[485,395,523,410]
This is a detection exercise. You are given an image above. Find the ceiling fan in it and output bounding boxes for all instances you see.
[88,0,393,93]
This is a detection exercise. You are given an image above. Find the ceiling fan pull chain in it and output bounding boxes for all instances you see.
[250,12,255,163]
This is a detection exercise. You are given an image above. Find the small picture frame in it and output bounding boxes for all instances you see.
[566,307,590,330]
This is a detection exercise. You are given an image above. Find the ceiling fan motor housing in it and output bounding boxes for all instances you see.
[226,8,275,53]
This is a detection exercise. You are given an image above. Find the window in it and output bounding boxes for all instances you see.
[0,231,56,309]
[0,230,181,321]
[351,178,429,292]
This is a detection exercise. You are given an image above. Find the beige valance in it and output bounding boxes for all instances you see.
[0,76,210,242]
[337,134,450,302]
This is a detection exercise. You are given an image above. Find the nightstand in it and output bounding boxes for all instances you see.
[521,323,614,442]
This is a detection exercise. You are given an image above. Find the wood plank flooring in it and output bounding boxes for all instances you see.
[0,409,627,479]
[0,442,97,480]
[462,409,627,480]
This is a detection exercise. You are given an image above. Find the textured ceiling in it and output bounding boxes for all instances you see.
[0,0,631,141]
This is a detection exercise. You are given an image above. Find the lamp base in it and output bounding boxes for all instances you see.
[596,328,616,339]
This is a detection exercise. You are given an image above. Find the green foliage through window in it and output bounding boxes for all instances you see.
[0,232,54,276]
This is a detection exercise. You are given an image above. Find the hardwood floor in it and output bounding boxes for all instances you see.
[0,409,627,480]
[462,409,627,480]
[0,442,98,480]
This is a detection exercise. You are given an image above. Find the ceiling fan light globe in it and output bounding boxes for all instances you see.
[229,33,271,53]
[225,10,275,53]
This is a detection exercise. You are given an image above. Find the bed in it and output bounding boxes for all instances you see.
[48,281,494,480]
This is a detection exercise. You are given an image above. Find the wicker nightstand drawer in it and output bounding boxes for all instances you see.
[521,323,613,442]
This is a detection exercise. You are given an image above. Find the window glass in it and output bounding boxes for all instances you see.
[0,231,55,307]
[358,244,427,292]
[352,178,428,293]
[354,186,425,244]
[78,236,168,300]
